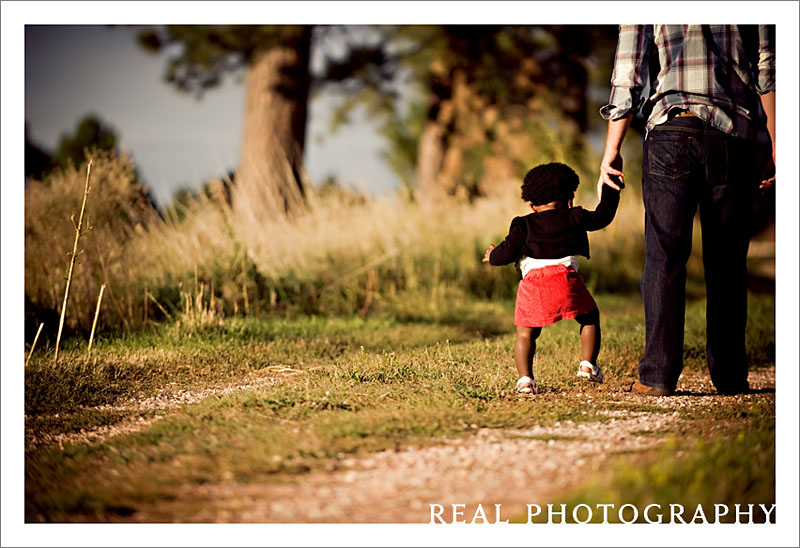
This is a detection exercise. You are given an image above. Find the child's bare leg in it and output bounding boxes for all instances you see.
[580,323,600,364]
[514,325,542,378]
[575,308,601,366]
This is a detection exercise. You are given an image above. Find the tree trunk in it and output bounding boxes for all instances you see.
[234,27,312,220]
[416,82,457,206]
[416,119,447,202]
[417,71,473,205]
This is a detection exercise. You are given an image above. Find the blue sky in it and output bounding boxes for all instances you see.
[25,25,402,205]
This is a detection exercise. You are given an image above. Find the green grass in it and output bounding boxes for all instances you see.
[25,294,512,416]
[536,419,775,524]
[24,290,775,522]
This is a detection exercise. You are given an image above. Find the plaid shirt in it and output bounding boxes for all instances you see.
[600,25,775,139]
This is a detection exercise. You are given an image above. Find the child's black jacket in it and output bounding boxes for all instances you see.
[489,186,620,265]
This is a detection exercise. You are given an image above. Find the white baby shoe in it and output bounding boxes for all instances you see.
[576,360,603,383]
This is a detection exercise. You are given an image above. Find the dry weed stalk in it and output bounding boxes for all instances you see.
[54,159,93,364]
[241,252,250,315]
[25,323,45,367]
[147,292,172,319]
[177,273,219,330]
[87,284,105,356]
[143,285,149,324]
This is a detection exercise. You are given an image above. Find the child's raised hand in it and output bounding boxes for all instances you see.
[482,244,496,263]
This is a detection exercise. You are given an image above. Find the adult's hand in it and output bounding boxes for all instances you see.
[759,91,776,190]
[760,165,775,190]
[759,141,776,190]
[597,152,625,200]
[597,115,632,200]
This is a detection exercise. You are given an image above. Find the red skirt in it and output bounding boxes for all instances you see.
[514,265,597,327]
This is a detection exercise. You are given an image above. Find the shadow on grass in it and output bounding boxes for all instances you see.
[672,387,775,398]
[391,313,512,339]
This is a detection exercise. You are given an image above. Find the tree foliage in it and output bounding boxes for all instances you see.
[137,25,619,200]
[53,115,118,171]
[25,124,55,180]
[138,25,309,95]
[25,115,119,180]
[319,25,618,130]
[318,25,619,196]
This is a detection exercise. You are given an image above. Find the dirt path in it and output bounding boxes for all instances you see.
[26,366,304,449]
[121,368,774,523]
[129,411,677,523]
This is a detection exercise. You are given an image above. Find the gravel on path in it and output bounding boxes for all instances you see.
[125,368,775,523]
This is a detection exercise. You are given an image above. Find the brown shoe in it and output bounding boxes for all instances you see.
[630,380,673,396]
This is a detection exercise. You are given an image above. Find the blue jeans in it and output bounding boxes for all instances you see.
[639,116,756,393]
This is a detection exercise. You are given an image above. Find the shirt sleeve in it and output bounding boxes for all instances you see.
[489,217,525,266]
[599,25,654,121]
[577,185,621,232]
[756,25,775,94]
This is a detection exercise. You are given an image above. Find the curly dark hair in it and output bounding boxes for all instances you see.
[521,163,580,205]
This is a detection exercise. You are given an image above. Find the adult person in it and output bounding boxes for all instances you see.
[597,25,776,396]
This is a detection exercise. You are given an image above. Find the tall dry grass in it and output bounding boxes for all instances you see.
[128,170,531,319]
[26,146,700,341]
[25,150,159,338]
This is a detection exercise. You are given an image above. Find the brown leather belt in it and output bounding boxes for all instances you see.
[673,110,696,118]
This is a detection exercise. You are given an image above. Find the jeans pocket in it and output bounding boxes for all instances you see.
[646,133,693,180]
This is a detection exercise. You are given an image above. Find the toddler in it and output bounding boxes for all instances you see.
[483,163,621,394]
